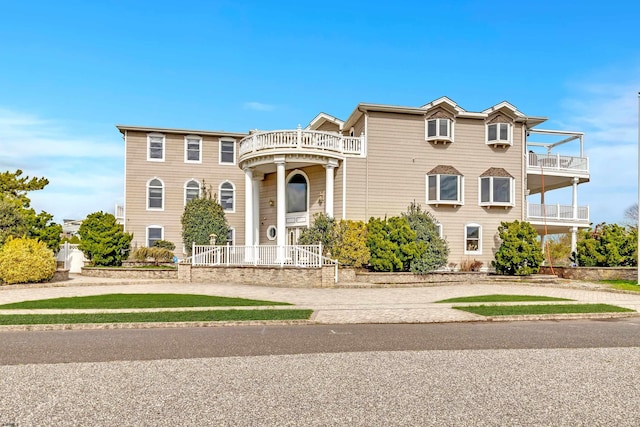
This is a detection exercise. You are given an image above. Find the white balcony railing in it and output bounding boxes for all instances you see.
[189,244,337,268]
[239,127,365,158]
[527,203,589,222]
[528,153,589,173]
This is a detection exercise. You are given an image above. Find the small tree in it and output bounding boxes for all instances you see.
[332,220,370,268]
[402,202,449,273]
[576,223,637,267]
[181,196,229,255]
[492,220,543,276]
[297,213,335,255]
[366,216,423,272]
[78,212,133,266]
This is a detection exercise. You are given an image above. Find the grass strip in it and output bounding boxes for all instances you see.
[0,294,291,309]
[436,294,572,303]
[0,309,313,325]
[454,304,634,316]
[597,280,640,292]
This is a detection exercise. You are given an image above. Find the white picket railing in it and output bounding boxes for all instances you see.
[527,152,589,173]
[239,127,366,158]
[188,244,337,268]
[527,203,589,222]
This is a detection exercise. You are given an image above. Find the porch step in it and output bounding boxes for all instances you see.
[488,274,562,284]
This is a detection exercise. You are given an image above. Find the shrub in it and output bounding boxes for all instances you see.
[297,213,335,254]
[459,258,483,272]
[0,237,56,284]
[492,220,543,275]
[182,196,229,255]
[576,223,637,267]
[132,247,174,265]
[78,212,133,266]
[366,216,423,272]
[153,240,176,251]
[402,203,449,273]
[332,220,370,268]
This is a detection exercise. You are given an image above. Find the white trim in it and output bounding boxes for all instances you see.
[285,169,310,224]
[219,137,236,165]
[436,223,444,239]
[184,179,201,206]
[184,135,202,164]
[226,227,235,245]
[464,223,482,255]
[218,180,236,213]
[146,225,164,248]
[123,130,128,232]
[425,117,454,143]
[266,225,277,241]
[146,177,164,211]
[147,133,165,162]
[426,174,464,206]
[478,176,515,207]
[486,122,513,146]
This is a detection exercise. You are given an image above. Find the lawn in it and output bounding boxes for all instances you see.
[436,294,572,303]
[0,309,314,325]
[454,304,635,316]
[598,280,640,292]
[0,293,291,309]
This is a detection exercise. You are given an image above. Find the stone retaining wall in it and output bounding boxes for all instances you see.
[81,267,178,280]
[179,264,341,287]
[540,266,637,281]
[354,271,490,284]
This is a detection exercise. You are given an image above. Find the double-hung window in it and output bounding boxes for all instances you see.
[219,138,236,164]
[487,122,512,145]
[147,178,164,210]
[426,166,463,205]
[465,224,481,254]
[219,181,235,212]
[479,168,514,207]
[147,133,165,161]
[185,136,201,163]
[426,118,452,142]
[147,226,163,248]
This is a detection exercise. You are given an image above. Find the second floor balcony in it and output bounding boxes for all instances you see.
[239,126,366,169]
[526,202,590,234]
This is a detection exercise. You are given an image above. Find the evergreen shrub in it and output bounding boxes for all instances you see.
[0,237,56,284]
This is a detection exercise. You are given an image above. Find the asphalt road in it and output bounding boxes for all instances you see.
[2,318,640,365]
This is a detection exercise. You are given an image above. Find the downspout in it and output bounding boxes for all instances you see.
[342,157,347,220]
[123,129,128,233]
[522,124,527,222]
[365,111,369,219]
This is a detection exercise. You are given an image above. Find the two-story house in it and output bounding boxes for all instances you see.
[117,96,589,269]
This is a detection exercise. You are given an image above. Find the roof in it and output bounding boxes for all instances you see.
[116,125,249,138]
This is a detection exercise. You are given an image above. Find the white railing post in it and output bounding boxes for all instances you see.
[297,124,302,148]
[192,242,195,266]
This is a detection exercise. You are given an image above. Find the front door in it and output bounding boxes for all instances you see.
[287,227,305,245]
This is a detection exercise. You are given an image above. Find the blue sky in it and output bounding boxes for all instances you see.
[1,0,638,225]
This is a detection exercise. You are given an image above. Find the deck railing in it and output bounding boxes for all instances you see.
[188,244,337,268]
[239,127,365,158]
[527,203,589,222]
[528,153,589,173]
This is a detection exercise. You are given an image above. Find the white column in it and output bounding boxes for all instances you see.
[570,226,578,264]
[252,178,260,245]
[276,157,286,260]
[324,160,337,218]
[244,167,253,248]
[572,177,579,220]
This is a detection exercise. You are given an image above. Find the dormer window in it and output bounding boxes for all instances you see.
[487,122,512,146]
[426,118,453,143]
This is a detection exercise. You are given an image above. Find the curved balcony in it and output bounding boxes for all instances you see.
[239,127,366,169]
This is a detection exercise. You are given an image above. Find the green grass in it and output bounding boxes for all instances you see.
[454,304,635,316]
[436,294,572,303]
[0,293,291,310]
[0,309,313,325]
[597,280,640,292]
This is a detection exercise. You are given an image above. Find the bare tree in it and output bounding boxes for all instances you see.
[624,203,638,225]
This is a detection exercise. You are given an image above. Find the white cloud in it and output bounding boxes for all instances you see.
[0,108,123,223]
[243,101,276,112]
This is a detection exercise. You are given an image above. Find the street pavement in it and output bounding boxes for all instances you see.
[1,274,640,327]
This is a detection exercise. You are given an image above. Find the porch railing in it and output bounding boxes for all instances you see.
[188,244,337,268]
[239,127,366,158]
[527,153,589,173]
[527,203,589,222]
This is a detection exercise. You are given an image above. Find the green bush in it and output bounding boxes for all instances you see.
[492,220,543,276]
[132,247,174,265]
[297,213,335,254]
[153,240,176,251]
[0,237,56,284]
[402,203,449,273]
[366,216,423,272]
[78,212,133,266]
[576,223,637,267]
[182,196,229,255]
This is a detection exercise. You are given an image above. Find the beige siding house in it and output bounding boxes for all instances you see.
[117,97,589,270]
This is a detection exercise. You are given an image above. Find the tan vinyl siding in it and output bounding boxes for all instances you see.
[316,121,340,132]
[124,131,245,254]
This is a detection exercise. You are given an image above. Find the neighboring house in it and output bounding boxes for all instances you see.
[117,96,589,269]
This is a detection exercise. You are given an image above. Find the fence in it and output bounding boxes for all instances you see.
[188,244,336,268]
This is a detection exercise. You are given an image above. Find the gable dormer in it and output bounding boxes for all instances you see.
[485,113,514,147]
[422,97,463,145]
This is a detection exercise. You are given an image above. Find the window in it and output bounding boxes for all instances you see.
[480,176,513,206]
[185,136,201,163]
[219,181,235,212]
[287,173,308,213]
[147,178,164,210]
[465,224,481,254]
[426,169,463,205]
[147,226,163,248]
[267,225,277,241]
[185,179,200,205]
[436,223,443,239]
[147,133,165,161]
[226,228,235,245]
[487,122,511,145]
[219,139,236,164]
[426,118,452,141]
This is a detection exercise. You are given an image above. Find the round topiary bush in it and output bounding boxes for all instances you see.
[0,237,57,285]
